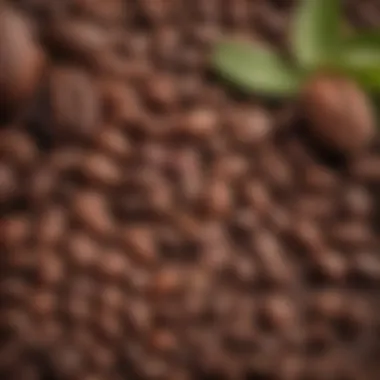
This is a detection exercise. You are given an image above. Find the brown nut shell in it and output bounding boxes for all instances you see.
[301,74,375,155]
[0,5,45,113]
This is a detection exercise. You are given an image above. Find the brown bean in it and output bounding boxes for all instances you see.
[98,80,143,124]
[227,106,273,146]
[29,291,56,318]
[150,266,184,297]
[152,27,180,66]
[211,154,249,182]
[175,149,203,202]
[0,163,18,203]
[34,207,66,246]
[286,217,325,254]
[259,148,294,190]
[243,181,272,216]
[80,152,121,187]
[311,290,345,319]
[139,0,173,24]
[3,248,36,273]
[150,329,177,353]
[199,179,232,218]
[340,185,372,218]
[27,165,57,204]
[259,294,296,333]
[301,163,339,192]
[329,222,373,249]
[49,66,100,137]
[0,278,29,304]
[350,155,380,183]
[2,216,31,249]
[47,19,110,64]
[178,108,219,137]
[311,249,348,282]
[120,226,156,264]
[88,344,115,370]
[95,127,131,160]
[142,74,178,111]
[0,129,38,169]
[353,251,380,281]
[71,191,114,236]
[65,295,92,324]
[46,344,86,379]
[253,229,296,285]
[0,5,45,113]
[37,250,65,286]
[302,75,375,155]
[123,298,152,333]
[95,248,129,281]
[94,309,122,341]
[66,231,99,270]
[50,147,85,172]
[98,285,124,311]
[293,195,334,220]
[73,0,126,24]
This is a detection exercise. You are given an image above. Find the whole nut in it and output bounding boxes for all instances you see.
[0,5,45,114]
[302,74,375,155]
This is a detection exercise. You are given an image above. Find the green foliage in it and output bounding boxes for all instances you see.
[291,0,341,69]
[337,32,380,90]
[211,41,302,96]
[211,0,380,97]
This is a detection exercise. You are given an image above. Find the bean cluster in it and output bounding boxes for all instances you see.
[1,1,380,380]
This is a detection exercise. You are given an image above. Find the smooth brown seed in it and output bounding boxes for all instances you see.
[0,5,45,113]
[302,75,375,155]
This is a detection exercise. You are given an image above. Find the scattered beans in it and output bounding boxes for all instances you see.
[1,1,379,380]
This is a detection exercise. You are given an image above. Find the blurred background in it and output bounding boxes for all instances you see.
[1,1,380,379]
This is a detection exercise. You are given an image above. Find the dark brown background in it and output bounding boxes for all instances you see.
[1,1,380,379]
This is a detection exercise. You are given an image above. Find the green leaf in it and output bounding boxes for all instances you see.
[340,31,380,70]
[349,68,380,92]
[335,31,380,91]
[291,0,341,69]
[211,41,302,97]
[345,31,380,45]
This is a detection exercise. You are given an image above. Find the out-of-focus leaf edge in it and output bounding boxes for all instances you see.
[291,0,342,69]
[211,41,302,97]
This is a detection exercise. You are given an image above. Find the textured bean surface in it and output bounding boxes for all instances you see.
[1,1,380,380]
